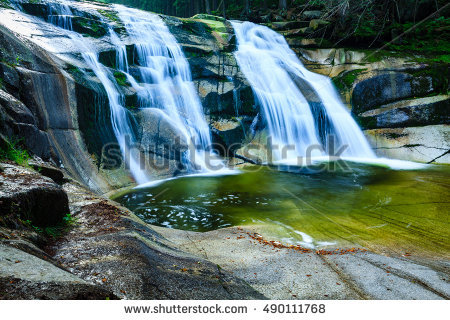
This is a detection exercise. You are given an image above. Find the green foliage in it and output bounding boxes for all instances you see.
[98,9,121,24]
[0,0,12,9]
[62,213,78,226]
[386,16,450,55]
[113,71,128,86]
[22,213,78,238]
[332,69,367,91]
[0,138,30,166]
[100,0,281,18]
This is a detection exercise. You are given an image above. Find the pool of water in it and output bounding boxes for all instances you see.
[113,162,450,259]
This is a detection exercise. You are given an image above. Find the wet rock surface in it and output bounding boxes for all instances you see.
[364,125,450,164]
[2,161,448,300]
[0,0,448,198]
[358,95,450,129]
[0,244,115,300]
[298,48,449,164]
[155,226,450,300]
[0,162,265,300]
[50,182,264,299]
[0,163,68,227]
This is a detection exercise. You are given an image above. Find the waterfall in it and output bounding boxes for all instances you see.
[231,21,376,163]
[115,5,220,173]
[44,0,150,184]
[47,0,73,30]
[41,1,223,183]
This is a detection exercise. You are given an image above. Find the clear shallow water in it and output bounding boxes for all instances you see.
[114,162,450,258]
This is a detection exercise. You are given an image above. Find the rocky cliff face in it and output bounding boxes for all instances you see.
[0,0,260,192]
[299,48,449,164]
[0,0,448,196]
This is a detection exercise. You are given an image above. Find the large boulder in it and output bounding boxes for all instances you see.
[364,124,450,164]
[0,89,52,159]
[134,108,189,160]
[352,71,434,114]
[0,7,136,193]
[0,244,115,299]
[0,164,69,227]
[358,95,450,129]
[301,11,323,20]
[211,118,253,155]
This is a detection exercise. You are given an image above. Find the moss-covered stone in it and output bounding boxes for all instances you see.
[0,0,13,9]
[191,14,225,22]
[406,64,450,95]
[71,16,108,38]
[20,2,50,19]
[113,71,128,86]
[266,21,310,31]
[97,8,120,24]
[332,68,367,91]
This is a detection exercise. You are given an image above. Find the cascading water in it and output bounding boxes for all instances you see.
[47,0,73,30]
[44,0,150,184]
[41,1,224,184]
[231,21,376,163]
[115,5,220,173]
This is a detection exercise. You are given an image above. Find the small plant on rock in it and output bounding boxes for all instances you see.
[0,138,30,166]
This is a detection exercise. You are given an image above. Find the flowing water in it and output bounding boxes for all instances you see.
[114,163,450,259]
[12,2,448,261]
[231,21,375,161]
[37,1,150,183]
[41,1,222,182]
[115,5,221,174]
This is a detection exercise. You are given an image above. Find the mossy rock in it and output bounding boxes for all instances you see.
[196,19,228,34]
[179,19,210,35]
[268,21,310,31]
[97,8,121,24]
[0,0,13,9]
[98,45,138,69]
[309,19,330,30]
[405,64,450,95]
[332,69,367,92]
[182,44,214,58]
[98,49,117,69]
[20,2,50,19]
[113,71,128,87]
[191,14,225,22]
[71,16,108,38]
[286,38,332,48]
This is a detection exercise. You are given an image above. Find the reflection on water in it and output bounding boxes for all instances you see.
[114,162,450,258]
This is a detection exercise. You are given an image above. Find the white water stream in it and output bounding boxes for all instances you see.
[232,21,376,162]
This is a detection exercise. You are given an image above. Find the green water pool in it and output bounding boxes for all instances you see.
[113,162,450,259]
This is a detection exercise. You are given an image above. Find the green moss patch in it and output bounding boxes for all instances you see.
[113,71,128,86]
[332,68,367,91]
[71,16,108,38]
[0,0,12,9]
[406,65,449,95]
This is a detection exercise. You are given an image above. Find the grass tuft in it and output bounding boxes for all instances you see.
[0,138,30,166]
